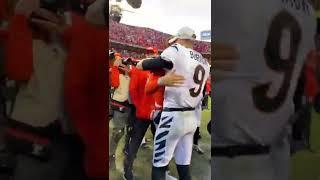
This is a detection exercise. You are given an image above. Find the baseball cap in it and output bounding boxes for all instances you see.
[168,26,197,44]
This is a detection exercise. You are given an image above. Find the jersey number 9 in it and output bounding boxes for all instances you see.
[252,10,302,113]
[190,65,206,97]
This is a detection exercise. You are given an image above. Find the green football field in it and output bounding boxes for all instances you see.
[109,99,320,180]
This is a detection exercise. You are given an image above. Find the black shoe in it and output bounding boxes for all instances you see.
[109,155,116,170]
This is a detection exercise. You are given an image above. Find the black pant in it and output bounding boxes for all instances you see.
[124,105,136,154]
[124,119,151,169]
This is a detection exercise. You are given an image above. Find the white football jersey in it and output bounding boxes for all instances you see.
[213,0,316,145]
[161,43,210,109]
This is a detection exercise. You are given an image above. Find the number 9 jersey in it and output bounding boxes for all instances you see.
[213,0,316,145]
[160,43,210,109]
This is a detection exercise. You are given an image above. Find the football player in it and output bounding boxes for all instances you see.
[144,46,185,180]
[123,45,183,179]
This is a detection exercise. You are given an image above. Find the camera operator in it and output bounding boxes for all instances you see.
[109,51,133,170]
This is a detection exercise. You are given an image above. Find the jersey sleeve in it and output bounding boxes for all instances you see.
[110,66,120,88]
[160,45,180,65]
[141,56,173,70]
[5,15,33,81]
[128,68,140,107]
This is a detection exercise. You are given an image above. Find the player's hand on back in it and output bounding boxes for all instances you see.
[158,70,185,87]
[213,43,239,82]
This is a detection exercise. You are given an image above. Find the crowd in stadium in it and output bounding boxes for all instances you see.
[111,48,147,59]
[109,20,211,54]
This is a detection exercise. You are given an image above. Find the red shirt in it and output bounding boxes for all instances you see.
[63,15,107,178]
[129,67,154,120]
[305,49,320,100]
[110,66,120,88]
[5,15,33,81]
[205,79,211,95]
[145,70,165,109]
[0,0,8,21]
